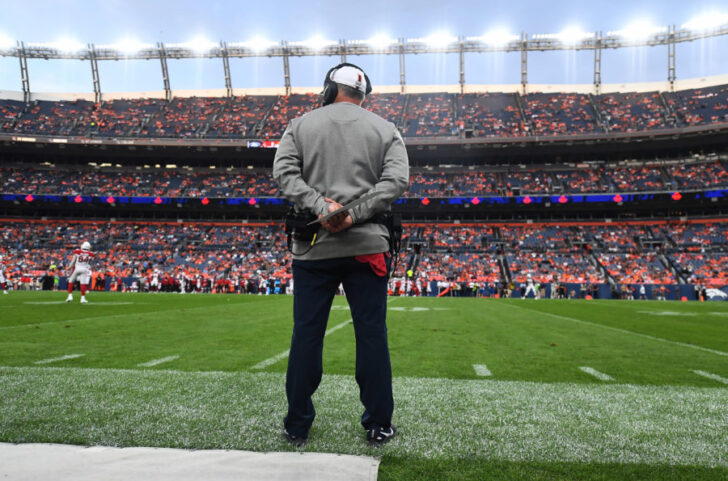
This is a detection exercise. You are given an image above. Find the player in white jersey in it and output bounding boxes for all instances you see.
[150,269,160,292]
[66,241,95,303]
[0,255,8,294]
[522,274,539,299]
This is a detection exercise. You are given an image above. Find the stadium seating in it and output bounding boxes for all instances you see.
[664,84,728,126]
[2,156,725,198]
[9,99,95,135]
[2,220,726,291]
[364,93,406,126]
[402,93,457,137]
[522,93,599,135]
[597,92,668,132]
[259,94,319,139]
[457,93,527,137]
[1,84,728,140]
[206,96,278,139]
[143,97,228,138]
[76,99,166,137]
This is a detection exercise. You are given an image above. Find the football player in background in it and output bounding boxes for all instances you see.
[150,268,160,292]
[522,273,539,299]
[66,241,95,303]
[0,255,8,294]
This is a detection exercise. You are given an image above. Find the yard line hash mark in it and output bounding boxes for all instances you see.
[34,354,85,365]
[579,366,614,381]
[137,356,180,367]
[692,370,728,385]
[473,364,492,377]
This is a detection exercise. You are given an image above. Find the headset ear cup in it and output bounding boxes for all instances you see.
[322,82,337,106]
[322,66,339,106]
[363,73,372,95]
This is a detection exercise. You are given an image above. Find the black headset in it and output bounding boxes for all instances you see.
[321,62,372,106]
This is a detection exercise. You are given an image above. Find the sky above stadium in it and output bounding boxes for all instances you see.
[1,0,727,93]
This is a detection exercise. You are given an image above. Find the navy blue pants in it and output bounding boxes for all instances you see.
[284,256,393,438]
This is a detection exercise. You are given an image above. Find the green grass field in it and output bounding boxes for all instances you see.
[1,291,727,480]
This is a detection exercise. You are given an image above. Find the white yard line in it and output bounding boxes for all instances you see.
[505,303,728,357]
[692,369,728,384]
[250,319,353,370]
[137,356,180,368]
[251,298,398,370]
[579,366,614,381]
[250,349,292,371]
[34,354,85,365]
[473,364,492,377]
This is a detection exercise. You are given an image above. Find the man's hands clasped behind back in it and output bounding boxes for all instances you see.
[320,197,353,233]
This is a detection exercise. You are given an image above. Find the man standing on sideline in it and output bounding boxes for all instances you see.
[273,63,409,446]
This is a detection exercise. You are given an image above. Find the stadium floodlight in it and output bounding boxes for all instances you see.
[232,36,277,53]
[100,38,154,55]
[608,21,666,41]
[298,35,335,51]
[555,27,593,45]
[682,12,728,31]
[365,34,397,50]
[422,31,458,48]
[174,36,218,53]
[40,37,85,52]
[469,29,519,46]
[0,32,14,50]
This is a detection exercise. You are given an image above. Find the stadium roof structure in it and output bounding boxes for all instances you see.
[1,22,727,103]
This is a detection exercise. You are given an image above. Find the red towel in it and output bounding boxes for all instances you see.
[355,252,389,277]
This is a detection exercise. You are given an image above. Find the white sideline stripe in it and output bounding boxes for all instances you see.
[473,364,492,377]
[579,366,614,381]
[137,356,180,367]
[505,303,728,357]
[251,298,398,370]
[693,370,728,384]
[34,354,85,365]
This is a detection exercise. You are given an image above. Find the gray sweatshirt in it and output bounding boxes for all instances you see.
[273,101,410,260]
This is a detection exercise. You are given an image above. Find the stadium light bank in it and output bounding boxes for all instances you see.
[0,17,727,101]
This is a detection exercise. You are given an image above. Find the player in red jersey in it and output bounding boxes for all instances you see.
[66,241,95,303]
[0,255,8,294]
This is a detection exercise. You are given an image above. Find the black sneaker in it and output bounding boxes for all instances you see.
[366,424,396,446]
[283,428,307,447]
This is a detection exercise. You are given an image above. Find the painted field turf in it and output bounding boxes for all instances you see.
[1,292,727,481]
